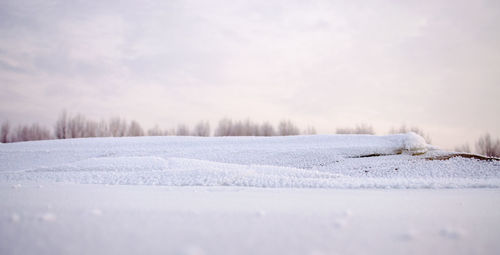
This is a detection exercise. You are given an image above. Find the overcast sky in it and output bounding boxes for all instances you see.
[0,0,499,148]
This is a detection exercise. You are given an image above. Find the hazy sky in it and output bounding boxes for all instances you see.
[0,0,499,149]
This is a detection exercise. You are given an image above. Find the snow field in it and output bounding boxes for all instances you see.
[1,133,498,188]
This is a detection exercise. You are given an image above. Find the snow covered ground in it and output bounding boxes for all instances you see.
[1,134,499,254]
[1,133,499,188]
[2,184,499,255]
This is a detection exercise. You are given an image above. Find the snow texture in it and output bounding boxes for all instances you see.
[1,185,499,255]
[1,133,498,188]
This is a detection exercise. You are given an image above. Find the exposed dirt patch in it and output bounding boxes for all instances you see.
[425,153,499,161]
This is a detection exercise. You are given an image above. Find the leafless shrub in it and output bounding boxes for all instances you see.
[475,133,500,157]
[454,144,471,153]
[1,121,10,143]
[278,120,300,136]
[192,121,211,136]
[337,124,374,135]
[389,125,431,143]
[176,124,190,136]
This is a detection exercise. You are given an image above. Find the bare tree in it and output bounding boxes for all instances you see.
[176,124,190,136]
[29,123,52,141]
[278,120,300,136]
[337,124,374,135]
[192,121,211,136]
[6,112,322,141]
[1,121,10,143]
[127,120,144,137]
[244,119,260,136]
[12,123,52,142]
[250,121,261,136]
[67,114,86,138]
[96,120,110,137]
[12,125,28,142]
[475,133,500,157]
[109,117,128,137]
[54,111,68,139]
[164,128,176,136]
[304,126,317,135]
[231,119,259,136]
[147,125,164,136]
[213,119,306,136]
[214,118,233,136]
[84,120,99,137]
[232,120,244,136]
[260,122,275,136]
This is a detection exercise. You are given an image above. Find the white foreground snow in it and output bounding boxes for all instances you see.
[1,184,499,255]
[1,134,499,255]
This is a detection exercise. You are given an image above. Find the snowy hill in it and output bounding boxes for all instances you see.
[1,133,499,188]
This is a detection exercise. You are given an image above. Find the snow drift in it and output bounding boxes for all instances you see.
[1,133,498,188]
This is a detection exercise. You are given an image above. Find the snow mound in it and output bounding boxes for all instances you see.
[389,132,429,155]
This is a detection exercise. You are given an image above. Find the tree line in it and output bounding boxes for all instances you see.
[1,112,499,157]
[0,111,315,142]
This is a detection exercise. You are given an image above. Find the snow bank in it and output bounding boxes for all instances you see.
[1,133,498,188]
[388,132,429,155]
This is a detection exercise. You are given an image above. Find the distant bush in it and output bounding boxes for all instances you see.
[277,120,300,136]
[175,124,190,136]
[10,123,52,142]
[303,126,317,135]
[192,121,211,137]
[2,121,52,143]
[337,124,374,135]
[475,133,500,157]
[3,114,311,142]
[259,122,276,136]
[54,111,68,139]
[1,121,10,143]
[147,125,165,136]
[214,118,233,136]
[108,117,128,137]
[214,118,301,137]
[127,120,144,137]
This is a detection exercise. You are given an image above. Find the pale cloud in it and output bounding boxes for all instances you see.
[0,0,499,149]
